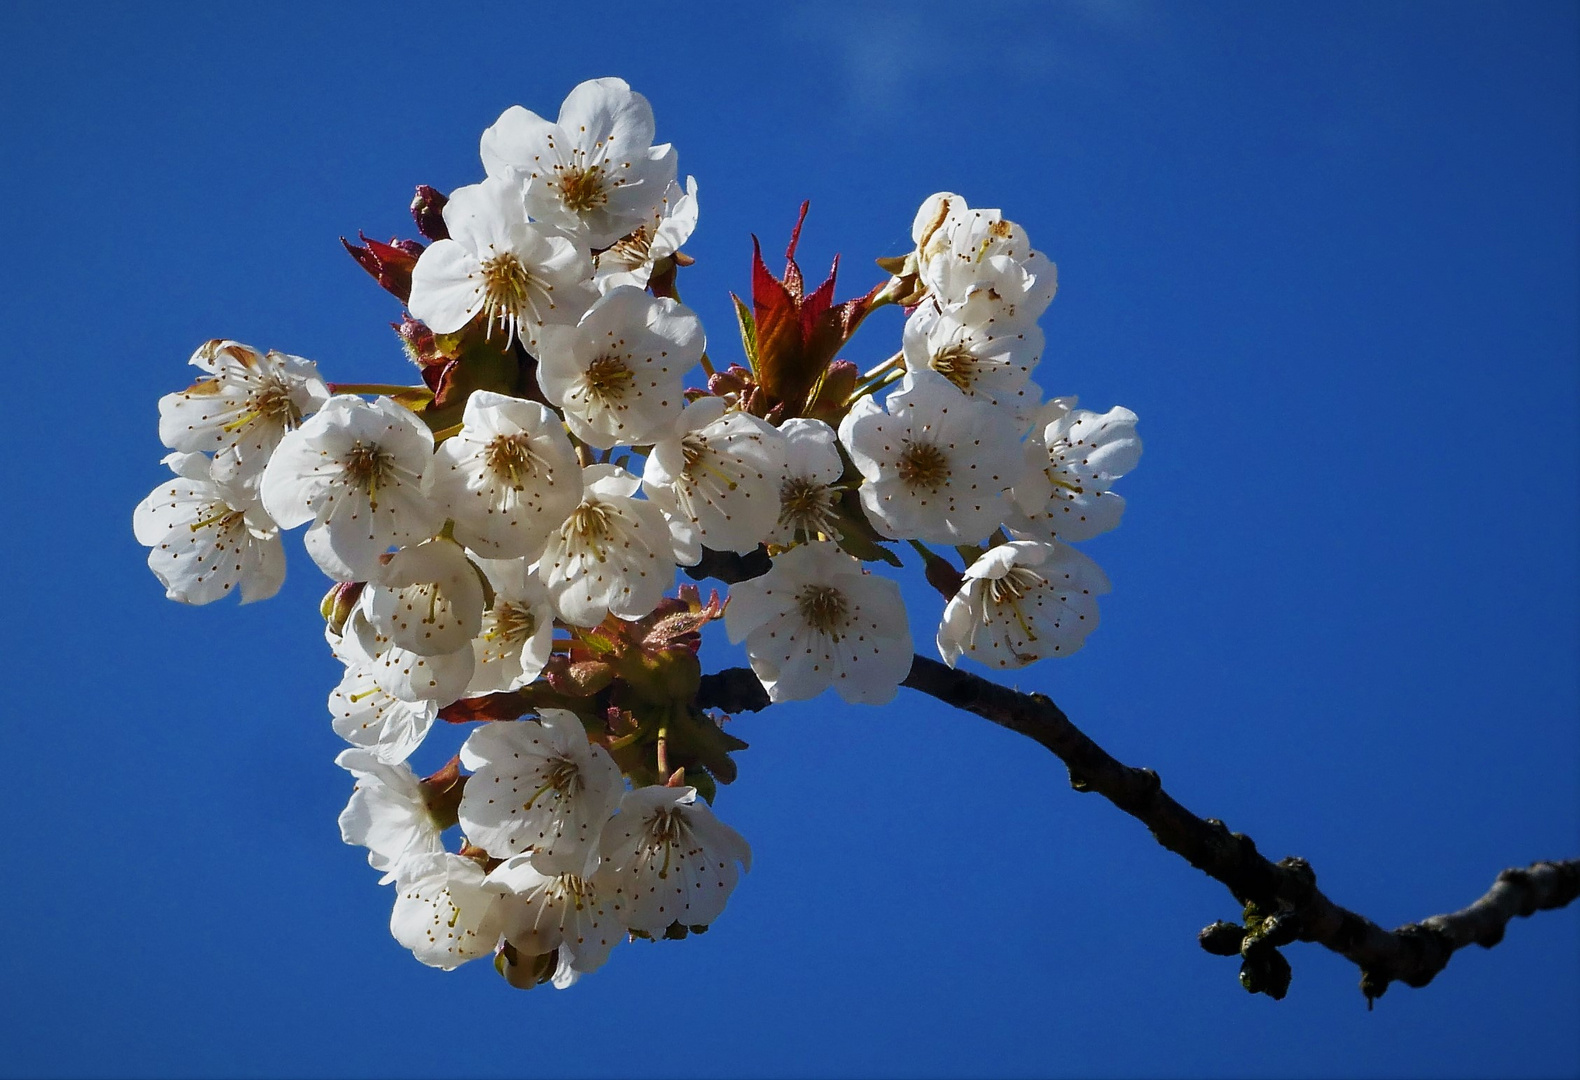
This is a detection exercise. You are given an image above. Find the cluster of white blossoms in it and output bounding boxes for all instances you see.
[136,77,1139,989]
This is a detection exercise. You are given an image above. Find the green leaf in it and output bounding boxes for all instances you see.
[732,292,759,375]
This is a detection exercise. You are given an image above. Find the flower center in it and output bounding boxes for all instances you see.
[488,602,537,644]
[680,434,740,491]
[584,354,634,405]
[557,165,608,213]
[342,441,391,508]
[567,500,615,546]
[604,224,652,265]
[930,346,978,393]
[797,585,850,636]
[523,757,584,812]
[986,566,1045,606]
[777,477,839,539]
[484,433,544,489]
[479,252,533,344]
[896,441,949,491]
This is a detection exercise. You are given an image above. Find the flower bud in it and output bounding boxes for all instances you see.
[320,581,364,636]
[411,185,449,242]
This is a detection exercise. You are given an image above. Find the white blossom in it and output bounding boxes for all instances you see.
[407,177,596,352]
[910,192,1057,331]
[902,304,1043,428]
[937,540,1110,669]
[536,286,701,450]
[594,176,698,292]
[488,853,626,975]
[467,558,556,695]
[335,749,445,884]
[364,538,486,657]
[458,710,624,871]
[1007,401,1141,543]
[339,604,476,708]
[133,452,285,605]
[428,391,583,560]
[766,417,847,546]
[839,369,1022,545]
[260,395,440,582]
[327,659,439,764]
[481,77,678,248]
[390,854,506,970]
[538,464,688,626]
[642,397,785,557]
[723,541,912,704]
[594,785,751,935]
[157,339,328,494]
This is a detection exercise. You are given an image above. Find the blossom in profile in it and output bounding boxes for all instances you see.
[724,541,912,704]
[327,660,440,764]
[536,286,702,450]
[910,192,1057,331]
[428,390,583,560]
[642,397,785,558]
[839,369,1022,546]
[158,339,328,494]
[489,853,627,976]
[335,749,446,884]
[538,464,688,626]
[1007,401,1141,543]
[458,710,624,870]
[937,540,1110,669]
[133,451,285,605]
[389,854,506,970]
[481,77,678,248]
[595,176,698,292]
[595,785,751,935]
[766,417,845,546]
[407,177,596,351]
[260,395,440,582]
[467,558,557,695]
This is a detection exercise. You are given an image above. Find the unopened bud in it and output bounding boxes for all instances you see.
[495,942,556,990]
[320,581,364,635]
[1238,937,1293,1000]
[1198,920,1246,957]
[411,185,449,242]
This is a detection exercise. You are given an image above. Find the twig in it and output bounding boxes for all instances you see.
[694,655,1580,1004]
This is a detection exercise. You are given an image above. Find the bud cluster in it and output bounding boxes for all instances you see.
[135,77,1140,989]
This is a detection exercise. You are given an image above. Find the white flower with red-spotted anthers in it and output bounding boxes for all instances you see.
[642,397,786,558]
[467,558,556,695]
[260,395,440,582]
[335,749,446,884]
[363,537,485,658]
[538,463,689,626]
[133,452,286,605]
[335,604,475,710]
[389,853,506,970]
[937,540,1110,669]
[724,541,913,705]
[838,368,1023,546]
[594,784,751,936]
[428,391,583,560]
[910,192,1057,331]
[327,658,440,764]
[902,305,1043,428]
[594,176,698,293]
[488,853,627,976]
[481,77,678,249]
[458,710,624,871]
[158,339,328,494]
[766,418,845,546]
[407,177,596,352]
[1006,400,1141,544]
[536,286,702,450]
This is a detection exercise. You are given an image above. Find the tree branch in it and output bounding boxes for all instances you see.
[696,655,1580,1004]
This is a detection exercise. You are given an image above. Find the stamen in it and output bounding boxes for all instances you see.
[777,477,839,539]
[556,165,608,212]
[584,355,634,405]
[896,441,950,492]
[479,252,533,346]
[797,585,850,638]
[930,345,978,393]
[681,436,740,491]
[342,442,391,510]
[484,433,546,489]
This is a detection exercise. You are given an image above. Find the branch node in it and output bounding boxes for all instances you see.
[1198,920,1246,956]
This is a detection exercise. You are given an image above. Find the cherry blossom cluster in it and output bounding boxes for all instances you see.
[135,77,1140,989]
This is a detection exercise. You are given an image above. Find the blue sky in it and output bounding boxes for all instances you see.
[2,2,1577,1076]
